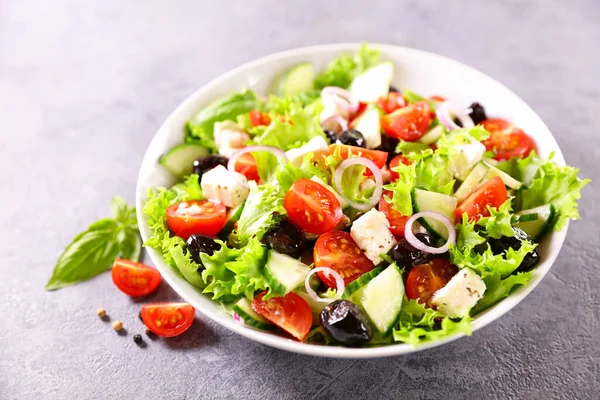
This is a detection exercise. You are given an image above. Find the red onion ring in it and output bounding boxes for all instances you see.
[304,267,345,303]
[435,101,475,131]
[404,211,456,254]
[333,157,383,211]
[320,115,348,133]
[321,86,359,115]
[233,312,241,322]
[227,145,287,187]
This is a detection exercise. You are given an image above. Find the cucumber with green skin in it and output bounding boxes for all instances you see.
[219,201,246,238]
[455,162,489,202]
[232,298,275,330]
[349,62,394,102]
[411,188,457,240]
[482,161,523,190]
[342,267,384,299]
[279,63,315,96]
[263,250,311,296]
[159,144,210,178]
[514,204,557,241]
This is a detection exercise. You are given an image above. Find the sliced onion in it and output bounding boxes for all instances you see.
[233,312,241,322]
[405,211,456,254]
[320,115,348,133]
[304,267,345,303]
[227,145,287,187]
[436,101,475,131]
[321,86,359,114]
[333,157,383,211]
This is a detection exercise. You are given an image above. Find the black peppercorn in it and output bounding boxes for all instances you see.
[133,334,143,345]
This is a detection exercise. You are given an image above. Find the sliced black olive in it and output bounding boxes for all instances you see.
[185,234,221,265]
[323,129,337,144]
[391,233,445,269]
[377,134,399,161]
[262,219,305,257]
[389,85,400,93]
[467,102,487,125]
[320,300,372,347]
[192,155,228,177]
[484,227,540,272]
[337,129,366,148]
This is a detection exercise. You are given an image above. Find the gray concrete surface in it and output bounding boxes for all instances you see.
[1,0,599,398]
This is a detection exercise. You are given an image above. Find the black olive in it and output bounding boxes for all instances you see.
[323,129,337,144]
[389,85,400,93]
[377,134,399,161]
[192,155,228,177]
[467,102,487,125]
[484,227,540,272]
[320,300,373,347]
[337,129,366,148]
[262,219,305,257]
[391,233,444,269]
[453,117,463,128]
[185,234,221,265]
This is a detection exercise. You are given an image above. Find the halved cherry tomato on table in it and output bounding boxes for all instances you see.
[376,92,406,114]
[405,259,458,308]
[284,178,343,235]
[166,200,227,240]
[455,176,508,222]
[251,291,313,341]
[249,110,271,127]
[381,100,432,141]
[328,144,388,170]
[480,118,536,161]
[233,153,260,182]
[388,154,412,181]
[141,302,195,337]
[314,230,374,288]
[378,191,410,238]
[111,259,161,297]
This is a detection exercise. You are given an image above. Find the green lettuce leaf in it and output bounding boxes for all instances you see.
[325,145,374,206]
[395,140,430,155]
[476,199,515,239]
[314,44,380,89]
[383,161,416,215]
[409,149,455,195]
[200,240,242,301]
[275,153,329,193]
[471,271,533,314]
[455,214,486,248]
[169,240,205,289]
[265,91,321,115]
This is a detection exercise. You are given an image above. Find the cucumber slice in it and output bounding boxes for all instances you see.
[342,267,383,299]
[310,176,348,209]
[419,125,446,145]
[232,298,275,330]
[514,204,557,241]
[264,251,311,295]
[349,62,394,102]
[482,157,499,166]
[356,264,404,334]
[219,201,246,237]
[159,144,210,178]
[511,213,538,224]
[482,161,523,190]
[295,290,329,319]
[349,106,382,149]
[454,163,489,202]
[279,62,315,96]
[412,188,458,239]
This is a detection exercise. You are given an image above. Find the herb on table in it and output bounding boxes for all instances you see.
[45,196,141,290]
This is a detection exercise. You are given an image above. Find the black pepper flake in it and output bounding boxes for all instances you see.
[133,334,144,346]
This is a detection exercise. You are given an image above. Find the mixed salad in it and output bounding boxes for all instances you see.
[143,45,589,347]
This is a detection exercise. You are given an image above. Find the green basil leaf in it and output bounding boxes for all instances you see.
[46,219,120,290]
[117,227,142,262]
[111,195,137,226]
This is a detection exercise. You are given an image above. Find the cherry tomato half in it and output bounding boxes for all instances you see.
[251,291,313,341]
[405,259,458,307]
[233,153,260,182]
[284,178,343,235]
[314,230,375,288]
[328,144,388,170]
[378,191,410,238]
[455,176,508,222]
[111,259,161,297]
[166,200,227,240]
[249,110,271,127]
[141,302,195,337]
[381,101,432,141]
[480,118,536,161]
[376,92,407,114]
[429,95,446,102]
[388,154,412,181]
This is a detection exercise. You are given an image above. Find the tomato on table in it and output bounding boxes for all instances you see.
[328,144,388,170]
[166,200,227,239]
[388,154,412,181]
[376,92,406,114]
[111,259,161,297]
[284,178,343,235]
[233,153,260,182]
[455,176,508,222]
[251,291,313,341]
[378,191,409,238]
[314,230,375,288]
[480,118,536,160]
[381,100,432,141]
[249,110,271,127]
[405,259,458,307]
[141,302,195,337]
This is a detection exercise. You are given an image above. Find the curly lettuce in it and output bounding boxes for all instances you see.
[315,44,381,89]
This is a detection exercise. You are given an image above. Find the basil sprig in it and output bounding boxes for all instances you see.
[46,196,141,290]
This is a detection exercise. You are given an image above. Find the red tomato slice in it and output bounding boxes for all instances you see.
[233,153,260,182]
[141,303,195,337]
[380,101,432,141]
[251,291,313,341]
[429,95,446,102]
[284,178,343,235]
[484,129,535,161]
[166,200,227,240]
[388,154,411,181]
[249,110,271,127]
[378,191,409,238]
[480,118,512,133]
[328,144,388,170]
[376,92,406,114]
[314,230,374,288]
[455,176,508,222]
[406,259,458,307]
[111,259,161,297]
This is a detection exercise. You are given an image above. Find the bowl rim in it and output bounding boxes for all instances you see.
[136,42,568,358]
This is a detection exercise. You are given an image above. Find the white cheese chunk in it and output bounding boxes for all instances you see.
[431,268,486,318]
[320,95,351,124]
[450,140,486,180]
[350,209,397,265]
[200,165,249,208]
[285,136,329,166]
[213,121,249,158]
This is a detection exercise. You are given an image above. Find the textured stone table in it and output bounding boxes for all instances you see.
[2,0,599,398]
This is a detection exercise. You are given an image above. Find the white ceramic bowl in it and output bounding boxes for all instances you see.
[136,43,568,358]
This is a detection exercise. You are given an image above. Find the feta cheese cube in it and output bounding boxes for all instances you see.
[200,165,249,208]
[213,121,250,158]
[431,268,486,318]
[285,136,329,166]
[350,209,397,265]
[450,140,486,180]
